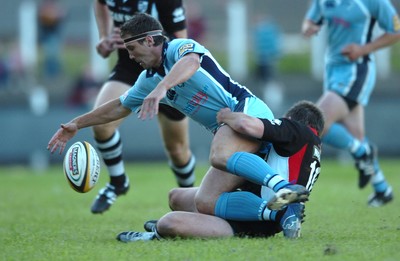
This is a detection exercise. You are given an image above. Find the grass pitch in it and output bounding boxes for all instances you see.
[1,159,399,261]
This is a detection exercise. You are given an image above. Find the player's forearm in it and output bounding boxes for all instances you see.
[363,32,400,55]
[71,99,130,129]
[158,53,200,90]
[221,112,264,139]
[94,0,112,38]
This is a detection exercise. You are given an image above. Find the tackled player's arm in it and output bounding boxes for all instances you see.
[217,109,264,139]
[72,98,131,129]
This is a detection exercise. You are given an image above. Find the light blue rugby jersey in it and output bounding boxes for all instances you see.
[306,0,400,64]
[120,38,264,133]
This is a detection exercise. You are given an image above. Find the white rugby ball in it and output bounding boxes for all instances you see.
[63,141,101,193]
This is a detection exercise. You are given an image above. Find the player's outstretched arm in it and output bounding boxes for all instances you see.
[139,53,200,120]
[47,98,131,154]
[217,108,264,139]
[47,122,78,154]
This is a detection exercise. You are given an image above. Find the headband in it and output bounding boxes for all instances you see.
[123,30,163,44]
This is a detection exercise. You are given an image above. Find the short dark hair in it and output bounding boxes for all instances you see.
[285,100,325,137]
[120,13,166,46]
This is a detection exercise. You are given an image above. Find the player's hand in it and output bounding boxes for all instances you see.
[217,108,232,124]
[138,87,167,120]
[47,123,78,154]
[302,20,320,37]
[96,36,115,58]
[110,27,125,49]
[96,28,125,58]
[341,44,364,61]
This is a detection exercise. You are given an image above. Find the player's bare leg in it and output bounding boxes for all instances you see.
[157,114,196,187]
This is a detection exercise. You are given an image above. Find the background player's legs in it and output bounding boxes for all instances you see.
[318,92,392,205]
[157,113,196,187]
[91,81,130,214]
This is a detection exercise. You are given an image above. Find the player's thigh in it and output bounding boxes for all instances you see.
[341,104,365,139]
[317,91,349,133]
[210,124,261,169]
[94,80,130,108]
[157,113,190,149]
[195,166,245,215]
[92,81,130,138]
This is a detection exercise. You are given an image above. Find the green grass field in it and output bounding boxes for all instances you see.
[1,159,399,261]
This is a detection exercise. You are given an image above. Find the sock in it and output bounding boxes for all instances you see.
[322,123,366,157]
[270,208,285,223]
[226,152,290,192]
[95,130,126,187]
[371,169,389,193]
[215,191,267,221]
[169,154,196,187]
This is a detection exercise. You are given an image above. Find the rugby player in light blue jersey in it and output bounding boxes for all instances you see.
[302,0,400,206]
[48,13,310,236]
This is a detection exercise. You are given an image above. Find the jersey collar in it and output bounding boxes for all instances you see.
[146,42,168,78]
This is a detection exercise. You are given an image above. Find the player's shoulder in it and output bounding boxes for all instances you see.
[167,39,206,58]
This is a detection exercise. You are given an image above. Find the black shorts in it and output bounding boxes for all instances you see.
[228,182,282,238]
[108,49,186,121]
[229,220,281,238]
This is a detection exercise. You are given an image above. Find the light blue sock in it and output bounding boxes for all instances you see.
[323,123,366,157]
[372,173,388,193]
[215,191,267,221]
[226,152,290,191]
[363,137,389,192]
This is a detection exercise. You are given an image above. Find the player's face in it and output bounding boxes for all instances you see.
[124,37,158,69]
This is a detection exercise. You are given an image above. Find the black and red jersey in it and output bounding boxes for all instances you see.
[260,118,322,194]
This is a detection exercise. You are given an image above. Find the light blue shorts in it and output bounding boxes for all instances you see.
[235,96,274,120]
[324,59,376,106]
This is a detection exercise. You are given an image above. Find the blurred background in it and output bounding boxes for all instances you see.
[1,0,399,170]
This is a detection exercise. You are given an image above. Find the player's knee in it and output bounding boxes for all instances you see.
[209,153,228,170]
[157,213,181,237]
[92,124,117,140]
[164,143,188,161]
[168,188,181,211]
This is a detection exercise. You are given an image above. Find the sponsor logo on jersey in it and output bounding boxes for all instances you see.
[324,0,341,8]
[183,85,209,115]
[393,15,400,32]
[110,12,134,23]
[178,43,195,57]
[173,7,185,23]
[166,88,177,101]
